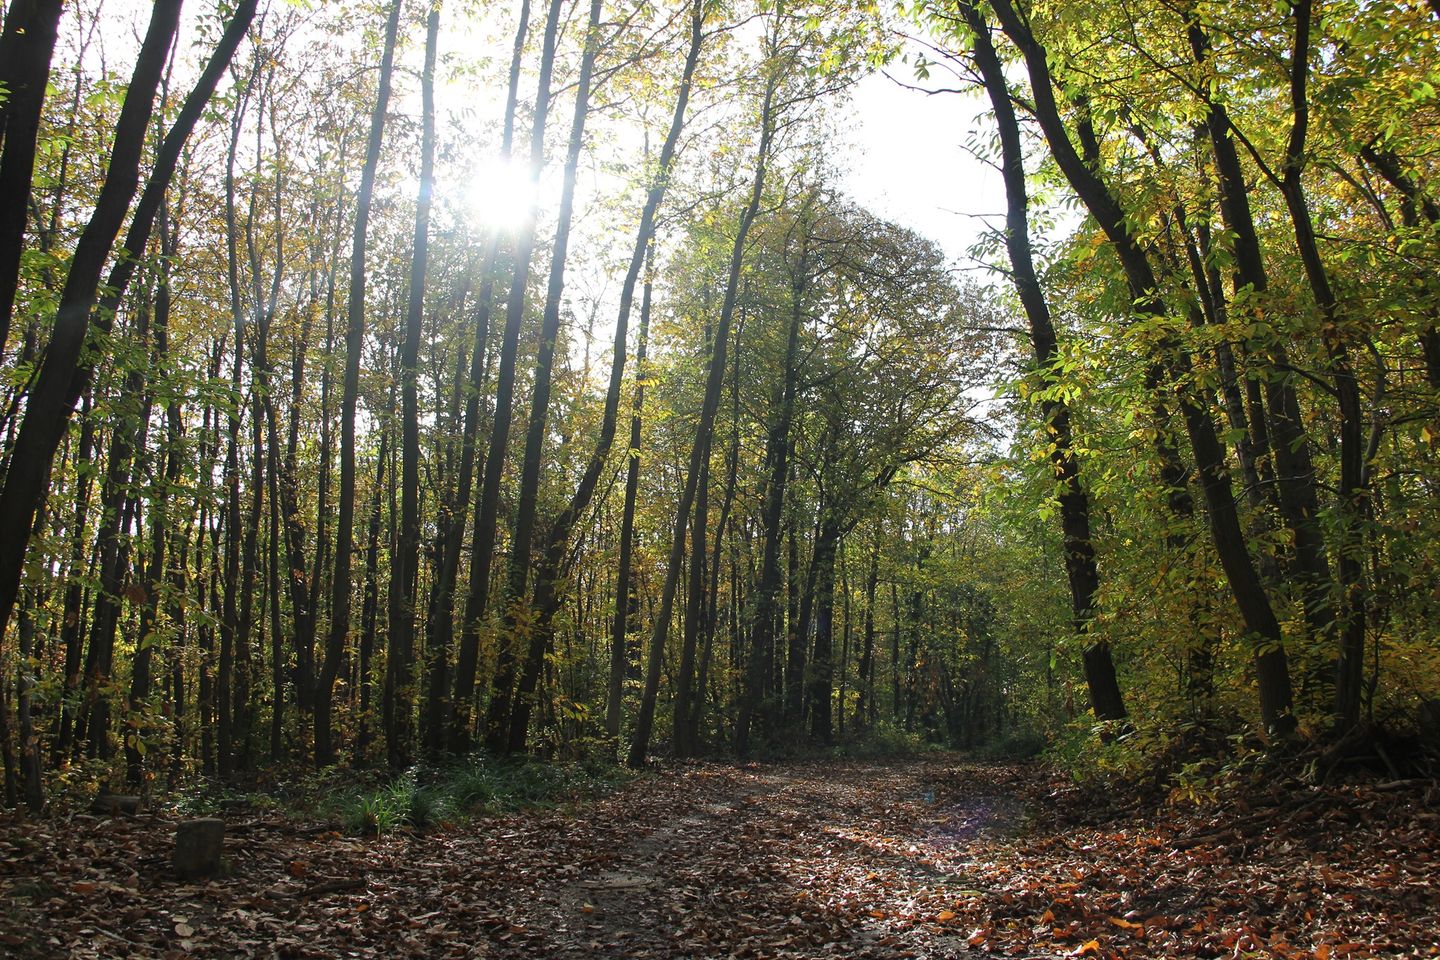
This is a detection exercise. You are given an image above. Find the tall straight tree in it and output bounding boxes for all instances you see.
[628,24,782,768]
[454,0,564,753]
[735,196,815,757]
[492,0,604,753]
[387,0,442,771]
[0,0,258,650]
[958,0,1124,723]
[505,0,708,753]
[0,0,65,361]
[605,249,654,739]
[421,0,532,755]
[315,0,404,766]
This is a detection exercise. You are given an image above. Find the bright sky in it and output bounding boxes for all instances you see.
[841,70,1006,271]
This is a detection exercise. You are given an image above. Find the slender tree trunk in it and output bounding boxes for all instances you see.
[673,410,710,757]
[53,392,95,761]
[0,0,64,361]
[737,227,809,754]
[424,0,532,757]
[1187,16,1334,651]
[515,0,706,752]
[962,1,1124,722]
[1278,0,1368,730]
[807,521,841,742]
[126,206,180,785]
[316,0,403,766]
[457,0,565,753]
[628,63,778,768]
[606,257,653,739]
[358,410,391,765]
[0,0,253,647]
[498,0,604,754]
[388,0,441,770]
[991,0,1295,735]
[857,534,878,727]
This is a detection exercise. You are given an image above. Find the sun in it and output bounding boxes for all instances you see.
[464,157,536,233]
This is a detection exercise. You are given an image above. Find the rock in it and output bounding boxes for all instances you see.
[89,794,143,816]
[174,818,225,879]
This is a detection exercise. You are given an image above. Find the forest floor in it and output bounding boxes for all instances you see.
[1,754,1438,959]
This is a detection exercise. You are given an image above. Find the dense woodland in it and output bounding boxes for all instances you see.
[0,0,1438,814]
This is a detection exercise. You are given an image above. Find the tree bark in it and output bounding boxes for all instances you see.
[628,61,778,768]
[388,0,441,770]
[458,0,564,753]
[316,0,403,766]
[0,0,64,361]
[498,0,604,754]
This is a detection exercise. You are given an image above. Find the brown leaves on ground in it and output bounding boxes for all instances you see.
[1,757,1437,958]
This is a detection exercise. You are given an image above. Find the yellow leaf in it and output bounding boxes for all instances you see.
[937,910,957,922]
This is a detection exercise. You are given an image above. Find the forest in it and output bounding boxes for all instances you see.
[0,0,1438,956]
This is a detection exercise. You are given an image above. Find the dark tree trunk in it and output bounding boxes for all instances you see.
[388,0,441,770]
[126,206,180,785]
[316,0,403,766]
[629,63,778,768]
[606,259,652,739]
[0,0,253,649]
[672,407,710,758]
[458,0,564,753]
[499,0,604,755]
[0,0,64,360]
[736,224,809,755]
[962,1,1123,722]
[515,0,705,752]
[990,0,1295,735]
[1277,0,1368,731]
[806,522,841,742]
[857,536,878,728]
[358,413,391,765]
[1186,15,1334,652]
[53,391,95,761]
[422,0,529,757]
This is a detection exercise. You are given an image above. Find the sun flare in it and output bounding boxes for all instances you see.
[464,157,536,232]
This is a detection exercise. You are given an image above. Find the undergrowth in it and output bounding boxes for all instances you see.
[326,754,636,835]
[162,753,635,835]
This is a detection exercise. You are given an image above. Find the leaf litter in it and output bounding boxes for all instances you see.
[1,757,1436,958]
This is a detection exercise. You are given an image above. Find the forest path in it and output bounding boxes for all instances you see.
[3,754,1438,958]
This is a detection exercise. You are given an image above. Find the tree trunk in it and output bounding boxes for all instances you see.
[990,0,1295,735]
[736,225,809,755]
[316,0,403,766]
[629,65,778,768]
[458,0,564,753]
[388,0,441,770]
[0,0,64,361]
[807,522,841,742]
[0,0,252,648]
[498,0,604,754]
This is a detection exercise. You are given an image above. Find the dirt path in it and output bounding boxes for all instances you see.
[2,756,1437,958]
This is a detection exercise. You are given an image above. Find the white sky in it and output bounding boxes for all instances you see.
[841,70,1006,270]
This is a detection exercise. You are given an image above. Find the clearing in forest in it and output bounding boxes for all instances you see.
[2,755,1437,958]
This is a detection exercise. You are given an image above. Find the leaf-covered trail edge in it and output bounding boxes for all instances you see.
[1,756,1437,959]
